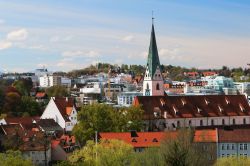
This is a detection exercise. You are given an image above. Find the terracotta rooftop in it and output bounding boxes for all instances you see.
[99,132,166,148]
[134,95,250,120]
[194,129,217,143]
[218,128,250,143]
[35,92,46,98]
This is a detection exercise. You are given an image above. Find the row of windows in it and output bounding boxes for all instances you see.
[221,144,248,150]
[175,118,247,127]
[221,154,248,157]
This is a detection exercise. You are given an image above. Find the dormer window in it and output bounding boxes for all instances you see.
[160,98,165,107]
[173,105,178,114]
[152,138,158,142]
[205,98,210,105]
[197,107,202,113]
[239,104,245,112]
[132,138,137,142]
[181,98,186,106]
[225,98,230,105]
[218,105,223,112]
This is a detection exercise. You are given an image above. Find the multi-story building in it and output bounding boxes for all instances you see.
[117,91,142,107]
[39,75,61,88]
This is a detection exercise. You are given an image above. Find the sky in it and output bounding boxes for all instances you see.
[0,0,250,72]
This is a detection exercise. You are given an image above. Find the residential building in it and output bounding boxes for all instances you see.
[39,75,61,88]
[41,97,77,131]
[117,91,142,107]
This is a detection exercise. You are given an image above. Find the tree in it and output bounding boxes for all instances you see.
[160,128,208,166]
[2,92,22,116]
[214,157,250,166]
[13,78,33,96]
[131,147,164,166]
[0,150,32,166]
[73,104,144,145]
[46,85,69,98]
[20,96,41,116]
[69,139,134,166]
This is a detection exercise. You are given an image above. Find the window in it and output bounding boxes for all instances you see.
[227,154,230,158]
[156,83,160,90]
[240,144,243,150]
[146,83,149,89]
[233,119,236,125]
[222,144,225,150]
[211,119,214,126]
[221,154,225,157]
[244,144,248,150]
[189,120,192,126]
[222,119,225,125]
[200,120,203,126]
[232,144,235,150]
[243,118,246,125]
[227,144,230,150]
[177,121,180,128]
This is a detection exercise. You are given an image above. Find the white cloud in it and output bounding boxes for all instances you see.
[0,40,12,50]
[62,50,100,58]
[49,35,73,42]
[7,28,28,41]
[122,35,134,42]
[159,47,181,60]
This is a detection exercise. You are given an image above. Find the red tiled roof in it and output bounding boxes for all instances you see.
[35,92,46,98]
[218,128,250,143]
[53,97,75,121]
[134,95,250,120]
[5,117,40,130]
[194,129,217,143]
[99,132,167,148]
[51,140,60,149]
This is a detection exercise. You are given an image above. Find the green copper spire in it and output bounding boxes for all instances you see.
[146,23,161,78]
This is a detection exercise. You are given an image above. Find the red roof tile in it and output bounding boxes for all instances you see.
[53,97,75,121]
[35,92,46,98]
[194,129,217,143]
[218,128,250,142]
[134,95,250,120]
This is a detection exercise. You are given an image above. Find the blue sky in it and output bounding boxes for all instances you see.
[0,0,250,72]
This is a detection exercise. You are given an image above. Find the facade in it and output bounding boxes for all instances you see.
[41,97,77,131]
[142,23,164,96]
[117,91,142,107]
[134,95,250,131]
[39,75,61,88]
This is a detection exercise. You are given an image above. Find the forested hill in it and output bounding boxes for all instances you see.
[67,63,250,82]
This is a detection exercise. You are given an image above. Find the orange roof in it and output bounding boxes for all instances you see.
[66,107,72,116]
[194,129,217,143]
[36,92,46,98]
[100,132,167,148]
[51,140,60,149]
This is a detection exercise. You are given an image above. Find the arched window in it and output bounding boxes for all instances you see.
[222,119,225,125]
[147,83,149,89]
[211,119,214,126]
[243,118,246,124]
[200,120,203,126]
[156,83,160,90]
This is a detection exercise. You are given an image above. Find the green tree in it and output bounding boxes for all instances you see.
[2,92,22,116]
[13,78,33,96]
[20,96,41,116]
[160,128,208,166]
[214,157,250,166]
[131,147,164,166]
[73,104,144,145]
[69,139,134,166]
[0,150,32,166]
[46,85,69,98]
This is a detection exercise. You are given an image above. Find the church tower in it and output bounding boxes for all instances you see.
[143,20,164,96]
